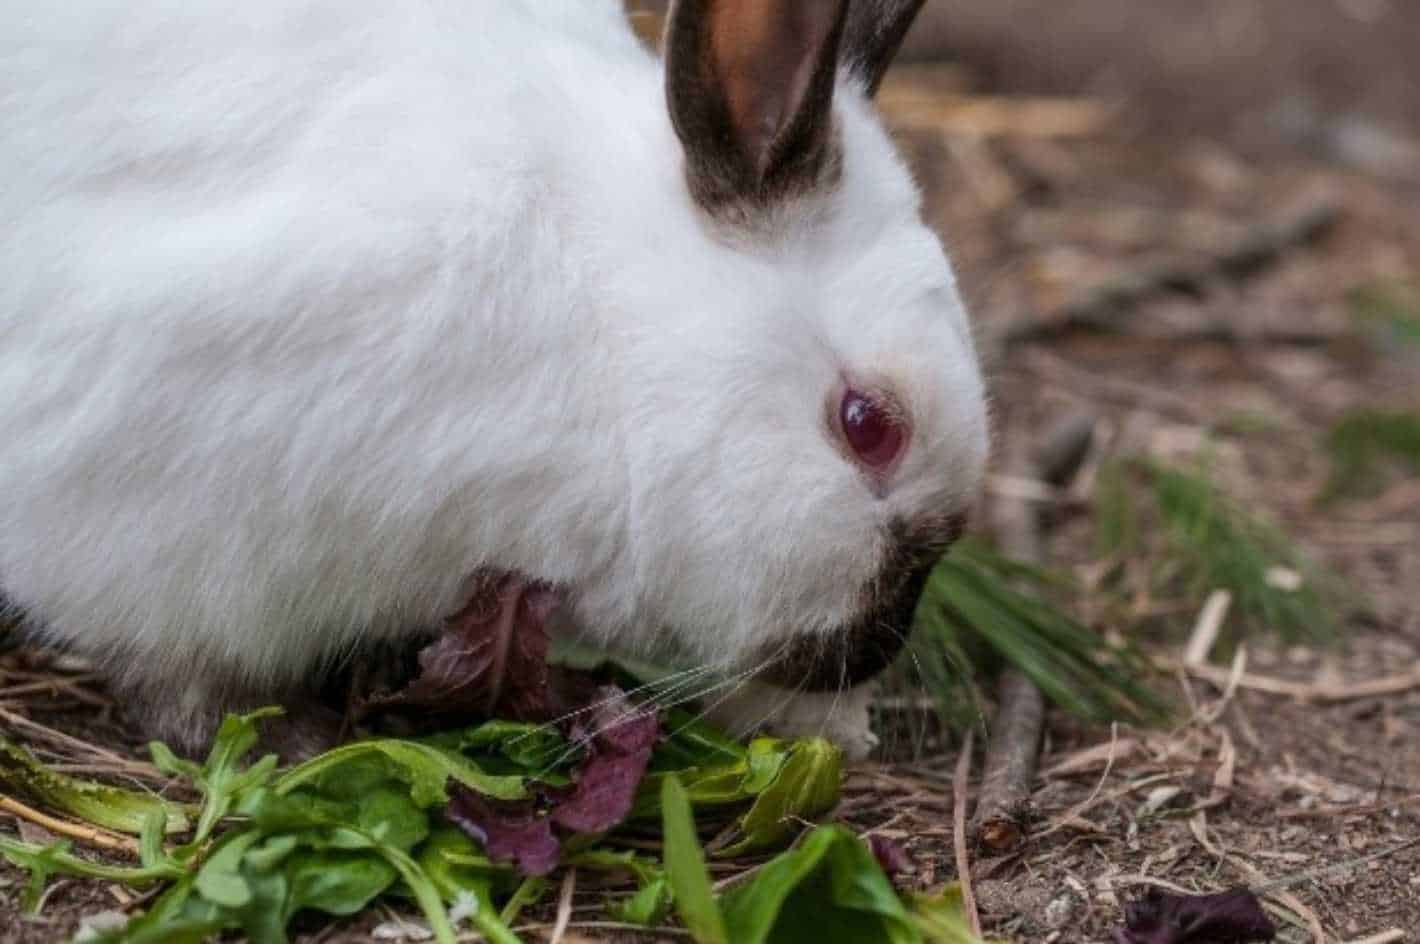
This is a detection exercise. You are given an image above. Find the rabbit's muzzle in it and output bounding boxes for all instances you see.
[760,513,966,691]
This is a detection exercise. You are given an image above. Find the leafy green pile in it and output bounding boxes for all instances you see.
[1,707,979,943]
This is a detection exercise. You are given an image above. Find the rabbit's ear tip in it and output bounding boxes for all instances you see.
[841,0,930,97]
[663,0,850,218]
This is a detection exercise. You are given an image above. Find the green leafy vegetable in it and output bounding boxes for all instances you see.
[611,873,673,927]
[274,737,525,806]
[150,707,282,848]
[721,825,920,944]
[661,774,730,944]
[568,848,672,927]
[500,875,551,926]
[719,737,841,855]
[657,783,986,944]
[4,699,987,943]
[908,886,991,944]
[0,734,190,836]
[0,836,182,915]
[415,826,524,944]
[637,720,841,848]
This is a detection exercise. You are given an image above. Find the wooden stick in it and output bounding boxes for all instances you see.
[999,199,1341,348]
[952,729,982,938]
[970,671,1045,853]
[970,413,1097,851]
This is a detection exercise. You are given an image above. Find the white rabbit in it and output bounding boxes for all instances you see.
[0,0,988,757]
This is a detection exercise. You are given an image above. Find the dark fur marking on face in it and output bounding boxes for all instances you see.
[761,511,966,690]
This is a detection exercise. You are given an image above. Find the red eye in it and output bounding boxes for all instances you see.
[840,388,907,471]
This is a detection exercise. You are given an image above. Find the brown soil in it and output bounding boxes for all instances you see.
[5,3,1420,941]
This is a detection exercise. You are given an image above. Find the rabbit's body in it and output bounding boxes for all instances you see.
[0,1,988,753]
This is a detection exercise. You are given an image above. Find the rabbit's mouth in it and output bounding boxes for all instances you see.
[756,513,967,692]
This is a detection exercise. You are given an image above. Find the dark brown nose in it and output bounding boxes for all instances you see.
[760,513,965,691]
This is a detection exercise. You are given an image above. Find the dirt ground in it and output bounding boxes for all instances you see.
[5,3,1420,942]
[878,2,1420,938]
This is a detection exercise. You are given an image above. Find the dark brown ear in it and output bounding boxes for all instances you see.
[840,0,927,96]
[665,0,850,216]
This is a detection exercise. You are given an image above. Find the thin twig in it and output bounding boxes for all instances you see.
[1252,835,1420,896]
[0,674,106,700]
[971,414,1097,850]
[0,707,137,766]
[1176,662,1420,703]
[1341,931,1405,944]
[952,729,982,938]
[548,868,576,944]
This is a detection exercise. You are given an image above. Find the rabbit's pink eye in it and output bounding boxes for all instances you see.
[841,389,906,471]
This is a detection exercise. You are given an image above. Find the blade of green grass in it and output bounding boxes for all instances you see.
[904,538,1171,732]
[1144,458,1348,642]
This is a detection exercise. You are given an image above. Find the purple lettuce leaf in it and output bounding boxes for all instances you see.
[1114,887,1276,944]
[446,786,561,877]
[447,685,663,875]
[868,834,913,879]
[368,576,559,722]
[551,687,660,834]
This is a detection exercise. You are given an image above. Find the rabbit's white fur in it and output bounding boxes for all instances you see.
[0,2,988,746]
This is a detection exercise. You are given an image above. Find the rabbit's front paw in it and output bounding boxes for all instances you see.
[703,680,880,761]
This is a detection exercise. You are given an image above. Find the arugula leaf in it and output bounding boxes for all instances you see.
[660,775,729,944]
[1,837,69,914]
[649,709,748,771]
[0,835,184,916]
[275,738,524,807]
[415,826,524,944]
[365,837,459,944]
[100,893,225,944]
[0,735,190,836]
[499,874,551,926]
[568,848,671,927]
[150,707,281,848]
[284,848,397,915]
[610,874,672,927]
[193,831,261,908]
[138,809,171,870]
[422,720,570,774]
